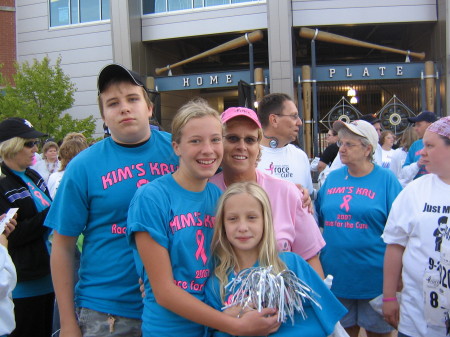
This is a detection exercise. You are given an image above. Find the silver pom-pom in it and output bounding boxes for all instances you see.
[222,266,321,325]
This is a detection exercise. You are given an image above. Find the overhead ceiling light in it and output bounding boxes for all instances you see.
[350,96,358,104]
[347,88,356,97]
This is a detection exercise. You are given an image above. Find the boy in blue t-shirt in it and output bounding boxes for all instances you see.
[45,64,178,336]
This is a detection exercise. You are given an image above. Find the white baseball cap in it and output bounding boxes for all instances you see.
[333,119,379,155]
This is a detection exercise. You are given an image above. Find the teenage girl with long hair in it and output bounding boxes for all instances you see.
[127,99,280,337]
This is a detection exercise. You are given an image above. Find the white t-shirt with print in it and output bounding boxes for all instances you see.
[257,144,314,196]
[383,174,450,337]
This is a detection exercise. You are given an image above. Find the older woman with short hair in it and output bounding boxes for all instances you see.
[31,140,60,183]
[0,117,53,337]
[316,119,402,337]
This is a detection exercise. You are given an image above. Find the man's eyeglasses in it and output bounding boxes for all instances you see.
[275,114,301,121]
[24,140,39,148]
[224,135,258,145]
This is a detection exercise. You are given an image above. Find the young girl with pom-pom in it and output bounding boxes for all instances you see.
[205,182,347,336]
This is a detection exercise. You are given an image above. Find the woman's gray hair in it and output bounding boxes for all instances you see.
[338,128,374,162]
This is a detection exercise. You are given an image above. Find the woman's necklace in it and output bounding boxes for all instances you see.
[46,160,58,174]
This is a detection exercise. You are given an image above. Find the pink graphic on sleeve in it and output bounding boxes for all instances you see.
[27,182,50,207]
[195,229,207,265]
[340,195,352,212]
[34,190,50,207]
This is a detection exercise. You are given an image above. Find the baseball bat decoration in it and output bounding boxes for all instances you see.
[254,68,265,103]
[424,61,435,112]
[155,30,264,75]
[302,65,312,158]
[299,28,425,60]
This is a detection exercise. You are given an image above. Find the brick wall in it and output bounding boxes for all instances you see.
[0,0,16,85]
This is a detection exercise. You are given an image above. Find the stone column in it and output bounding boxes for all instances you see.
[266,0,295,97]
[110,0,146,74]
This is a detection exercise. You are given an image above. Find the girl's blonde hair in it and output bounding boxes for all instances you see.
[171,98,222,144]
[63,132,87,144]
[399,126,419,152]
[58,139,88,171]
[212,181,286,302]
[0,137,30,160]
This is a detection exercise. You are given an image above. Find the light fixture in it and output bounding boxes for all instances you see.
[253,101,259,109]
[347,87,356,97]
[350,96,358,104]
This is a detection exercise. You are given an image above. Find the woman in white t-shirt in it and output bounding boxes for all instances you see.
[379,130,395,168]
[31,141,60,183]
[383,116,450,337]
[0,214,17,337]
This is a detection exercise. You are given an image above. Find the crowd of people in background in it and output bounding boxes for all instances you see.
[0,63,449,337]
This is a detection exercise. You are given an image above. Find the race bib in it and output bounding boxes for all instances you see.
[423,268,447,327]
[439,238,450,327]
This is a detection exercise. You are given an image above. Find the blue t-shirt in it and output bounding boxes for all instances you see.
[45,131,178,319]
[127,173,222,337]
[315,165,402,299]
[403,139,428,178]
[204,252,347,337]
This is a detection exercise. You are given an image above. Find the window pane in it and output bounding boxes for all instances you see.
[79,0,100,23]
[71,0,79,24]
[50,0,70,27]
[155,0,167,12]
[143,0,260,14]
[101,0,110,20]
[168,0,191,11]
[205,0,228,6]
[144,0,168,13]
[143,0,154,14]
[193,0,203,8]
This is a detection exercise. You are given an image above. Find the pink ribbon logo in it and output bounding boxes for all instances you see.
[340,195,352,212]
[34,190,50,207]
[195,229,207,265]
[265,162,274,175]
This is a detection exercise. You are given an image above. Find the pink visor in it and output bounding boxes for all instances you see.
[221,107,262,128]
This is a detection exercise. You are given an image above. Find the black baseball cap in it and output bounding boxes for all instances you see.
[360,114,381,125]
[407,111,437,124]
[0,117,47,142]
[97,64,147,94]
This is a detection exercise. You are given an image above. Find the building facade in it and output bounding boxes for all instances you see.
[1,0,16,84]
[14,0,450,154]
